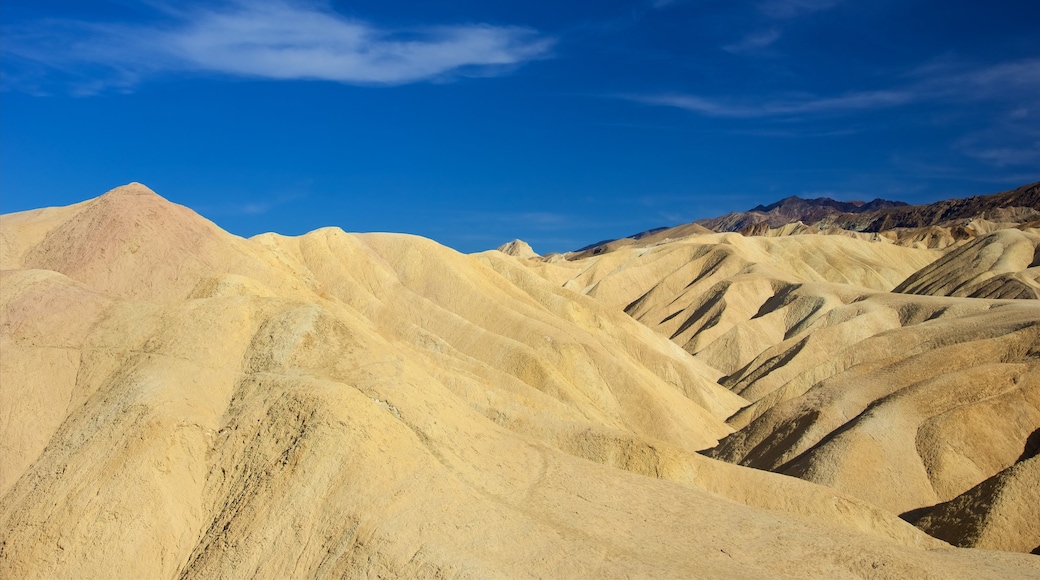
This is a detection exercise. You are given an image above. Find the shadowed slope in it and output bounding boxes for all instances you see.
[909,454,1040,553]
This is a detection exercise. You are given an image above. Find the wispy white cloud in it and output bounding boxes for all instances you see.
[722,29,782,54]
[630,89,912,118]
[1,0,554,93]
[723,0,839,57]
[956,121,1040,168]
[731,127,862,138]
[626,58,1040,119]
[889,156,1040,185]
[196,190,308,216]
[912,59,1040,100]
[758,0,843,19]
[965,146,1040,167]
[1010,107,1030,120]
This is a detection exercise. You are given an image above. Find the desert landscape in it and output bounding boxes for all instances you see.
[1,181,1038,578]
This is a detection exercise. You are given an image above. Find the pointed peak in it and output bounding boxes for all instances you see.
[101,182,164,199]
[497,239,540,258]
[20,182,234,300]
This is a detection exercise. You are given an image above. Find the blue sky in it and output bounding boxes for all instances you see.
[2,0,1038,253]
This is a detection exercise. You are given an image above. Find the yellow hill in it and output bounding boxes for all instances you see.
[2,184,1039,578]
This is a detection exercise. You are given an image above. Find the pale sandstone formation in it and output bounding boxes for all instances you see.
[740,221,976,250]
[894,229,1040,299]
[911,453,1040,554]
[2,184,1039,578]
[514,217,1040,554]
[708,299,1040,515]
[495,239,539,259]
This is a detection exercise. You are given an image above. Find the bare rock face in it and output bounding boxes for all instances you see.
[3,183,1040,579]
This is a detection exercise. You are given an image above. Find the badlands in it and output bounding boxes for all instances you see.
[1,182,1038,578]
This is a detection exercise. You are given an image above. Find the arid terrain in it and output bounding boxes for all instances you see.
[1,182,1038,578]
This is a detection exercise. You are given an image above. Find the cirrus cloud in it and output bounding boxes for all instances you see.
[625,58,1040,119]
[1,0,555,94]
[758,0,843,19]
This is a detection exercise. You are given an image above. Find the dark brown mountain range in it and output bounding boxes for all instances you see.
[698,181,1040,234]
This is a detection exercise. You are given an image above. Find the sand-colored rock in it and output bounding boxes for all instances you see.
[910,453,1040,554]
[509,210,1040,554]
[708,301,1040,515]
[495,238,539,258]
[895,229,1040,299]
[3,184,1040,577]
[739,221,976,250]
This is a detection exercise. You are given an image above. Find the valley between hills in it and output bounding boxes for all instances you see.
[1,182,1038,578]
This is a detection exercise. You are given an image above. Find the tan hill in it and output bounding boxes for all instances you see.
[893,229,1040,299]
[512,216,1040,553]
[495,238,539,258]
[707,295,1040,516]
[909,452,1040,554]
[10,185,1040,578]
[738,221,978,249]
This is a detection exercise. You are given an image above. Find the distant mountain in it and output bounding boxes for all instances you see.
[749,196,907,215]
[847,181,1040,233]
[699,181,1040,234]
[700,196,908,232]
[567,181,1040,257]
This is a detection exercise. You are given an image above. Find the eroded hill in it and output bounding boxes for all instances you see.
[2,184,1039,578]
[517,195,1040,557]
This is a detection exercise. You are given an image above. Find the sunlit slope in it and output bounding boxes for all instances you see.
[522,232,941,372]
[0,184,740,496]
[708,296,1040,516]
[519,225,1040,553]
[894,229,1040,299]
[8,185,1034,578]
